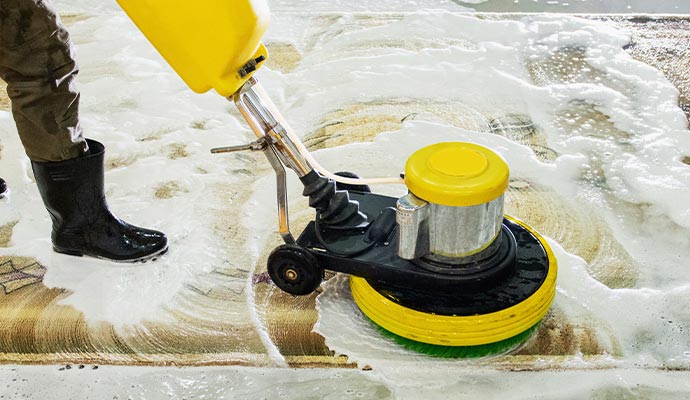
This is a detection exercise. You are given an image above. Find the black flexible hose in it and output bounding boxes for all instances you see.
[314,213,376,257]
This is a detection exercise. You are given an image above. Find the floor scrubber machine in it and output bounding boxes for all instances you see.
[118,0,557,357]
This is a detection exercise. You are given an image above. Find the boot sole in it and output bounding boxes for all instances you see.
[53,245,169,264]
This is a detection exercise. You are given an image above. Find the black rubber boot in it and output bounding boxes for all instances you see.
[31,139,168,262]
[0,177,7,198]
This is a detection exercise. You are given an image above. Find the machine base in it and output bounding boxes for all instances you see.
[266,191,557,352]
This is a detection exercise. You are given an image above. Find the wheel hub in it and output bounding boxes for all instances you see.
[284,267,299,281]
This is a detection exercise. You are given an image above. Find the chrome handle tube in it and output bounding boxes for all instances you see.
[232,77,312,177]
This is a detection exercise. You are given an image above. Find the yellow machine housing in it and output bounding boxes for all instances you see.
[116,0,270,97]
[404,142,509,207]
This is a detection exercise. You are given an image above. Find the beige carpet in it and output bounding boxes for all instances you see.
[0,14,685,369]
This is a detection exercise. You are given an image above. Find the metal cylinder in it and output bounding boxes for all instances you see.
[427,195,504,262]
[398,142,510,264]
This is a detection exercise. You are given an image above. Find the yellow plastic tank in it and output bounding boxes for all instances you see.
[117,0,270,97]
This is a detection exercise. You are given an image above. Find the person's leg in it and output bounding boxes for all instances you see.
[0,0,87,162]
[0,0,167,262]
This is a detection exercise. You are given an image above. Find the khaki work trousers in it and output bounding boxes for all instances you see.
[0,0,87,162]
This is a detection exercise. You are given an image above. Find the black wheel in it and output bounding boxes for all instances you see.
[334,171,371,193]
[267,244,324,295]
[0,178,6,198]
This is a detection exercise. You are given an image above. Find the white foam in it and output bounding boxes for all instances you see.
[292,10,690,384]
[467,0,690,14]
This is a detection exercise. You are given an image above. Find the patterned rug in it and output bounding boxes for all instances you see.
[0,12,688,371]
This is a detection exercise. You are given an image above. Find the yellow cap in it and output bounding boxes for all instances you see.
[404,142,509,207]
